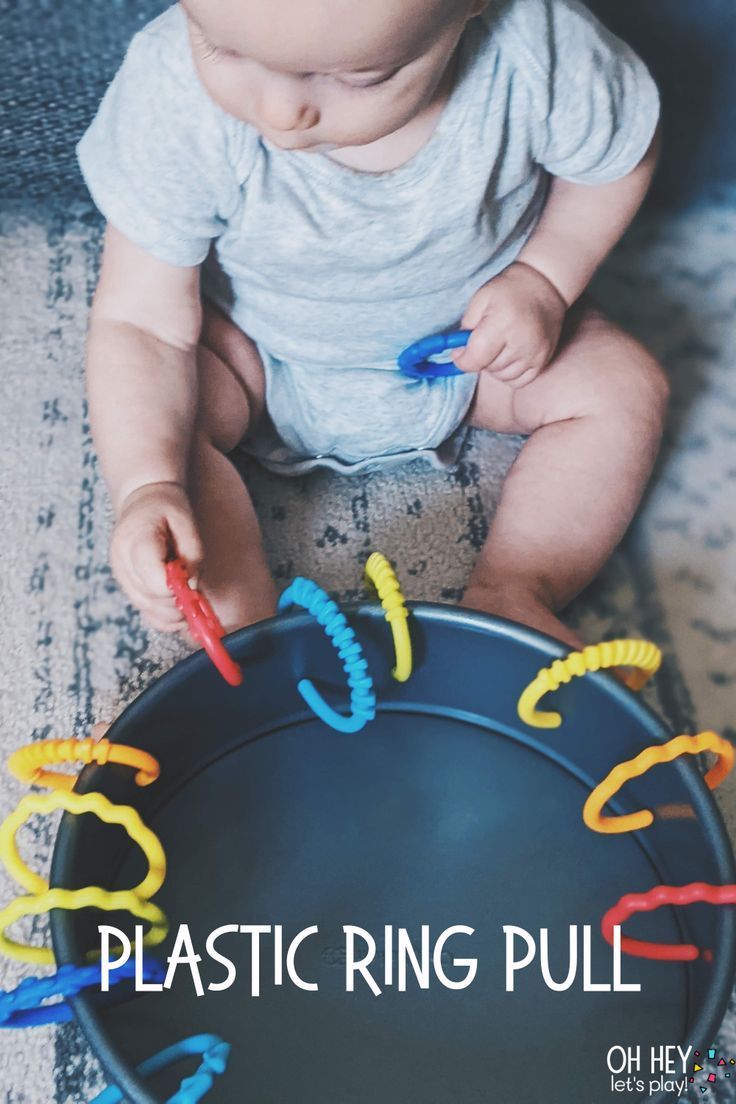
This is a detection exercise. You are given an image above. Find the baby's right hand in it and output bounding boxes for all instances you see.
[110,482,203,632]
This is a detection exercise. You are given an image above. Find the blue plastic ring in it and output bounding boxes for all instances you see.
[90,1034,231,1104]
[278,577,377,734]
[397,329,471,379]
[0,958,165,1028]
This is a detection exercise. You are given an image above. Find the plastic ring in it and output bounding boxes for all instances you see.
[277,577,376,733]
[584,731,735,834]
[0,791,166,900]
[397,330,470,379]
[364,552,412,682]
[0,888,168,965]
[517,639,662,729]
[166,558,243,687]
[7,738,160,791]
[91,1034,231,1104]
[0,958,165,1028]
[602,883,736,961]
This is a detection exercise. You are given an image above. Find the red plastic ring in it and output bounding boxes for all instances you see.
[165,558,243,687]
[602,882,736,961]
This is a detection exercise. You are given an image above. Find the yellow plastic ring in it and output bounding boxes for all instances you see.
[0,888,168,965]
[365,552,412,682]
[517,639,662,729]
[584,731,734,834]
[7,738,160,791]
[0,791,166,900]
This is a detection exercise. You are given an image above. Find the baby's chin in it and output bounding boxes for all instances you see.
[298,142,340,154]
[262,130,394,155]
[261,132,338,154]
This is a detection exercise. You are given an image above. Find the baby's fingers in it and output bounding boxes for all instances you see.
[140,602,187,633]
[128,528,176,600]
[113,562,179,622]
[484,346,523,375]
[164,502,204,579]
[508,365,543,389]
[453,327,506,374]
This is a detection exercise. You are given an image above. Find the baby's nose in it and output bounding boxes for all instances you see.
[257,85,320,133]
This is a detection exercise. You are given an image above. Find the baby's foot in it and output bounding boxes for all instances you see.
[460,582,584,652]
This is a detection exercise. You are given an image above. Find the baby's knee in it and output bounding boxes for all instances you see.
[195,342,261,453]
[195,349,242,452]
[600,336,669,433]
[558,311,669,431]
[195,300,265,447]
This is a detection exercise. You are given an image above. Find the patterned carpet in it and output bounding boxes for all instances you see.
[0,198,735,1101]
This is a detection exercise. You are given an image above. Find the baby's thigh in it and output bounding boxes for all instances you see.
[469,302,668,436]
[197,299,267,450]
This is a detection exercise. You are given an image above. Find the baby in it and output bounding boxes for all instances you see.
[78,0,667,649]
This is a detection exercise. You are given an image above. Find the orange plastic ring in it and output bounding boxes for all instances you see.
[584,731,734,834]
[7,738,160,791]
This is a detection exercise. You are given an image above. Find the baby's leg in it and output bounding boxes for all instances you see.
[187,301,277,631]
[462,302,669,649]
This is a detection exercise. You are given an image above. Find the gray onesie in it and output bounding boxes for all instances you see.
[77,0,660,475]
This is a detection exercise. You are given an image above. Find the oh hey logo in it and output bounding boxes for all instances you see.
[607,1044,735,1096]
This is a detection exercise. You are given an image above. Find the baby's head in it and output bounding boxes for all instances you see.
[181,0,485,150]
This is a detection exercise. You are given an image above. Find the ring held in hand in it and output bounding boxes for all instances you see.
[166,557,243,687]
[397,330,470,379]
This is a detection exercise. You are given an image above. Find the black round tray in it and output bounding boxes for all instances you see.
[51,605,736,1103]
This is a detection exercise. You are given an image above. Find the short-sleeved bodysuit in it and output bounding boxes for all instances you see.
[77,0,659,475]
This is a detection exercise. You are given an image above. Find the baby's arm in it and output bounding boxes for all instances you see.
[454,126,661,383]
[517,123,662,307]
[86,224,204,626]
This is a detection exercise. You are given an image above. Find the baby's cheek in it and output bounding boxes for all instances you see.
[330,88,427,147]
[194,65,252,124]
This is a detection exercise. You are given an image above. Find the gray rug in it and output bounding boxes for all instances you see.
[1,199,735,1102]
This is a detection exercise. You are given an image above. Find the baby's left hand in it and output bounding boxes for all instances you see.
[452,261,568,387]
